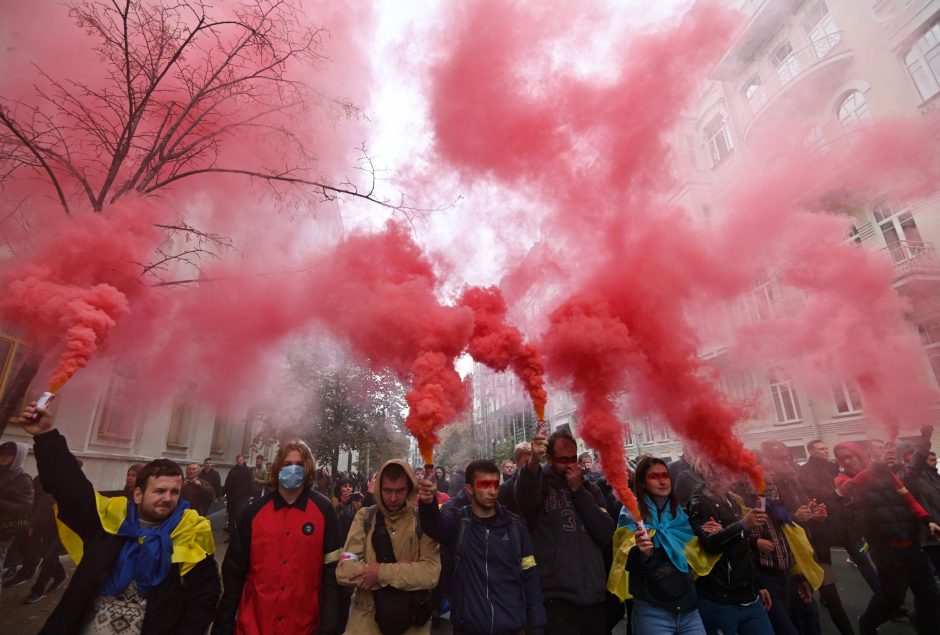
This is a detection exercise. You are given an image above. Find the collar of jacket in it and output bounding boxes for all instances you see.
[273,488,309,511]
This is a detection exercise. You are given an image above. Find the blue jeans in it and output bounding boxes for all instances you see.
[698,597,775,635]
[632,601,706,635]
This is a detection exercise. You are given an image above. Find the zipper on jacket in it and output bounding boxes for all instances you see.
[485,528,495,635]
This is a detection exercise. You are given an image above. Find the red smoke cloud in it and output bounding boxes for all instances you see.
[0,203,165,393]
[429,0,766,498]
[458,285,547,420]
[426,0,940,502]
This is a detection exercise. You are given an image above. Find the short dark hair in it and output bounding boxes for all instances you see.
[465,459,499,484]
[381,463,412,493]
[547,429,577,457]
[806,439,824,453]
[203,457,212,464]
[135,459,183,493]
[256,454,264,461]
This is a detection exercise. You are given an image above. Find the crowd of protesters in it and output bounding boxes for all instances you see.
[3,402,940,635]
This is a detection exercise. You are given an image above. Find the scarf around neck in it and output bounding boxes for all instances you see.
[617,494,694,572]
[100,498,190,597]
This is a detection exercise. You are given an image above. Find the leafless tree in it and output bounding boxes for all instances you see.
[0,0,423,435]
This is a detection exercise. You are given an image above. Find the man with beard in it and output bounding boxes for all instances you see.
[214,439,342,635]
[516,429,614,635]
[418,459,545,635]
[18,403,219,635]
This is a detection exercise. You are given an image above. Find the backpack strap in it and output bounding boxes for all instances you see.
[452,506,473,574]
[363,505,378,537]
[508,515,522,567]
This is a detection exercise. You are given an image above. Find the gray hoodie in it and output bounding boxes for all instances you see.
[0,441,34,536]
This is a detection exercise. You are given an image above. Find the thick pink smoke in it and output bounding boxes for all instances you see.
[0,203,165,392]
[427,0,940,502]
[429,0,765,498]
[458,285,547,421]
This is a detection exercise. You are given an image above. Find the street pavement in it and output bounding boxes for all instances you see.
[0,543,922,634]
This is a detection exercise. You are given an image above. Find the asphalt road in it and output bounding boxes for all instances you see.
[0,541,921,634]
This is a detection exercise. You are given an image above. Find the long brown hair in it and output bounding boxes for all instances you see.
[634,456,678,521]
[267,439,317,489]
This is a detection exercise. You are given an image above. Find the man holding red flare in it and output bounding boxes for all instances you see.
[833,439,940,635]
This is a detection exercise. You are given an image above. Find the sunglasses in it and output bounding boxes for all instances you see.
[474,479,500,490]
[553,456,578,465]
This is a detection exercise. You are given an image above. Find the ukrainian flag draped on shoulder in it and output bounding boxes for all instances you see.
[607,495,720,602]
[56,493,215,590]
[730,493,824,591]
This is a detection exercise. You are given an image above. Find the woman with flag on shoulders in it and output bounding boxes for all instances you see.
[608,456,722,635]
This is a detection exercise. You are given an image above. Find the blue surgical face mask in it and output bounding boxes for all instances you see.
[278,464,305,490]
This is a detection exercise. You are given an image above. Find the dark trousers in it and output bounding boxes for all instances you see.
[816,583,854,635]
[861,544,940,634]
[757,569,798,635]
[845,542,881,594]
[29,533,64,595]
[544,599,607,635]
[924,544,940,577]
[226,497,247,534]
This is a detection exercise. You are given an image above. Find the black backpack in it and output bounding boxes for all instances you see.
[363,507,432,635]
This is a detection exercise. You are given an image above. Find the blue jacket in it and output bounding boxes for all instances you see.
[419,500,546,635]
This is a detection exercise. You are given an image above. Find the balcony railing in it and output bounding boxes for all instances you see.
[882,240,940,277]
[744,32,847,126]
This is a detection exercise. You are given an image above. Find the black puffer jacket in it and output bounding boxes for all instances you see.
[841,461,930,546]
[686,488,761,605]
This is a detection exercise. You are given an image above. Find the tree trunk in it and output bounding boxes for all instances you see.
[0,351,43,439]
[331,447,340,482]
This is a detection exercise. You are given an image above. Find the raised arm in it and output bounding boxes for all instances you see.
[21,407,101,543]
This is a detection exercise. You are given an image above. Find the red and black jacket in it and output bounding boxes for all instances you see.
[213,487,343,635]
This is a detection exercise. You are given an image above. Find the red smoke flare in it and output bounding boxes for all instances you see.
[457,285,547,420]
[0,203,163,395]
[541,295,642,515]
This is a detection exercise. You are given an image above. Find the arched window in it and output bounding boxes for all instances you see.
[837,91,872,131]
[905,20,940,101]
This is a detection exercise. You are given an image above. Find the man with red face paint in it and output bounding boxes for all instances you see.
[833,440,940,635]
[417,459,546,635]
[516,429,614,635]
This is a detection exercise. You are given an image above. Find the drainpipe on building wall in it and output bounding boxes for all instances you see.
[806,396,821,443]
